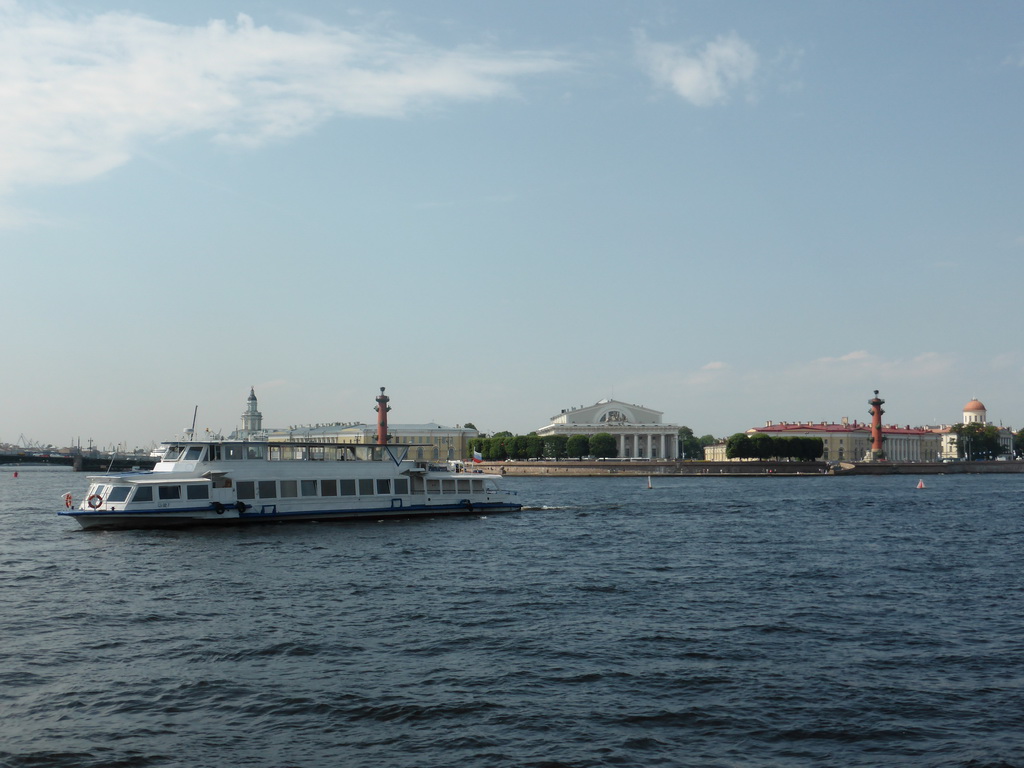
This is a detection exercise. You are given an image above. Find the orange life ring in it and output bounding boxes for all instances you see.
[87,494,103,509]
[63,493,73,509]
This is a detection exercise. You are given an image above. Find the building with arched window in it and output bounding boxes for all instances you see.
[536,399,680,459]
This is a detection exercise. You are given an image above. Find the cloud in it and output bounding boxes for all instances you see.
[814,350,871,364]
[0,3,565,210]
[801,350,954,381]
[635,30,758,107]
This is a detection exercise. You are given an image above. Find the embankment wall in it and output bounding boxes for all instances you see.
[475,460,1024,477]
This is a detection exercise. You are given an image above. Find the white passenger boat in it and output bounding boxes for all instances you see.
[58,440,519,529]
[59,389,520,530]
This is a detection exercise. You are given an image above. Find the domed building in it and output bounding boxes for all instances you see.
[962,399,987,424]
[936,398,1014,460]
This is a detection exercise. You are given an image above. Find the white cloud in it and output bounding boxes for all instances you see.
[799,350,954,381]
[635,30,758,107]
[814,350,870,364]
[0,3,564,210]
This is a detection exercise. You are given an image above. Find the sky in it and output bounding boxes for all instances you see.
[2,0,1023,450]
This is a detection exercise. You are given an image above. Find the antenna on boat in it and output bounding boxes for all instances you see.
[186,405,198,440]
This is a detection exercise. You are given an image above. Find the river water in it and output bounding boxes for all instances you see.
[1,466,1021,768]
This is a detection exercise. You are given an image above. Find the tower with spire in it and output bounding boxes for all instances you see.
[240,387,263,437]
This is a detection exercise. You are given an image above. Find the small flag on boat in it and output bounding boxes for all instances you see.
[473,451,483,463]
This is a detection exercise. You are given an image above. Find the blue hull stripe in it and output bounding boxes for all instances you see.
[59,501,521,523]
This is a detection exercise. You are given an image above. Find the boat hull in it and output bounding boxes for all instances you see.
[60,500,522,530]
[60,437,521,530]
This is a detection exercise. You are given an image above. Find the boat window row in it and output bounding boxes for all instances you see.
[90,475,491,505]
[90,484,210,503]
[235,477,487,500]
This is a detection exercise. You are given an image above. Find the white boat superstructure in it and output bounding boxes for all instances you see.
[59,439,520,530]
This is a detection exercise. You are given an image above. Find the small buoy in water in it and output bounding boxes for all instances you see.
[917,479,925,489]
[12,471,17,478]
[647,476,652,489]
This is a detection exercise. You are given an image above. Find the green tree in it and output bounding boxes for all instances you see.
[790,436,824,461]
[508,435,531,460]
[590,433,617,458]
[725,433,753,460]
[525,433,544,459]
[543,435,568,459]
[484,436,508,461]
[463,422,477,431]
[749,433,775,460]
[952,423,1005,460]
[677,426,705,460]
[810,437,824,461]
[566,434,590,458]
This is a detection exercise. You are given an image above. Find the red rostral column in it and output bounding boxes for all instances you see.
[374,387,391,445]
[868,389,885,460]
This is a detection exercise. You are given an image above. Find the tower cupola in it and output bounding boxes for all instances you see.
[241,387,263,436]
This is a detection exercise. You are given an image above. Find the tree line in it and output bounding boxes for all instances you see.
[724,433,824,461]
[952,423,1007,460]
[467,425,716,461]
[468,432,618,461]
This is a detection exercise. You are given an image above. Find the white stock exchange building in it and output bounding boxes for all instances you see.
[536,399,680,460]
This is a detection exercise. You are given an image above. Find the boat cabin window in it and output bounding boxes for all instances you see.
[394,478,409,495]
[237,481,255,500]
[158,485,181,500]
[376,479,391,494]
[183,446,204,461]
[186,485,210,500]
[163,446,184,461]
[258,481,277,498]
[280,480,298,498]
[132,487,154,503]
[321,479,337,496]
[247,445,266,460]
[358,479,374,496]
[301,480,318,496]
[225,444,245,460]
[208,445,222,461]
[108,486,131,503]
[340,479,356,496]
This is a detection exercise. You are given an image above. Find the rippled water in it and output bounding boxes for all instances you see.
[1,466,1022,767]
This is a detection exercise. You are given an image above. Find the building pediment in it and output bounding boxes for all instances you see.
[549,398,663,426]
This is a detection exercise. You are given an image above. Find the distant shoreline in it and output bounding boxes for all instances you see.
[477,459,1024,477]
